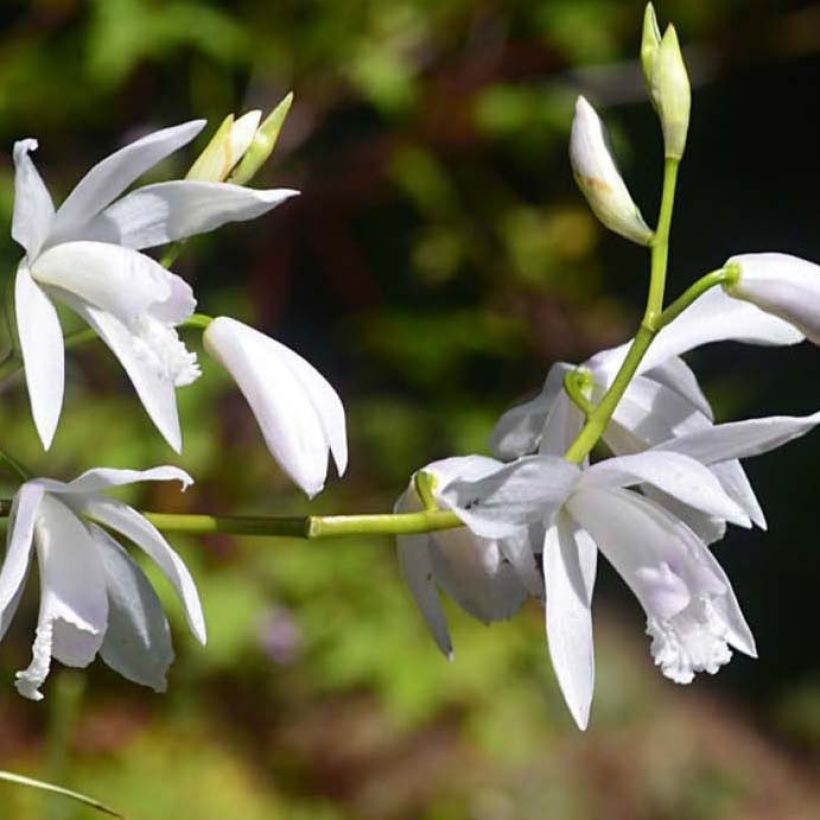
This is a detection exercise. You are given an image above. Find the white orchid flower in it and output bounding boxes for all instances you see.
[434,450,756,729]
[202,317,347,498]
[395,456,543,657]
[569,96,653,245]
[490,286,804,540]
[11,122,299,452]
[723,253,820,344]
[0,467,205,701]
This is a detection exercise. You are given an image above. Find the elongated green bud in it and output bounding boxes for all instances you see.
[651,24,691,159]
[186,110,262,182]
[230,92,294,186]
[641,3,662,80]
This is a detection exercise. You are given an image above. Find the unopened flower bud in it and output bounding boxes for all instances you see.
[186,110,262,182]
[644,19,691,160]
[230,92,294,186]
[569,96,653,246]
[724,253,820,344]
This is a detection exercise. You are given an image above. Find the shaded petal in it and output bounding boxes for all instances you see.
[710,460,766,531]
[436,455,580,540]
[644,357,713,420]
[489,364,570,459]
[73,305,183,452]
[77,497,205,645]
[642,484,727,546]
[16,496,108,701]
[12,139,55,259]
[540,390,585,458]
[83,181,299,250]
[50,120,205,241]
[0,483,44,639]
[204,317,341,497]
[498,527,543,598]
[63,465,192,496]
[580,451,750,527]
[93,525,174,692]
[653,411,820,465]
[543,515,597,730]
[15,266,65,450]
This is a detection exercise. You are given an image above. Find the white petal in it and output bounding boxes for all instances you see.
[82,182,299,250]
[92,525,174,692]
[435,455,581,540]
[62,465,193,496]
[710,460,766,530]
[653,411,820,465]
[498,527,544,598]
[570,97,652,245]
[31,241,178,325]
[204,317,339,497]
[15,266,65,450]
[587,287,804,385]
[727,253,820,344]
[644,357,713,420]
[16,496,108,701]
[426,454,506,485]
[0,483,44,639]
[50,120,205,241]
[567,487,755,682]
[73,305,183,452]
[539,390,585,458]
[488,364,570,459]
[397,532,453,658]
[543,515,597,730]
[580,451,750,527]
[428,527,530,623]
[12,139,55,259]
[642,483,728,546]
[79,497,206,645]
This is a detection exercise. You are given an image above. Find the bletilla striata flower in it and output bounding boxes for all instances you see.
[434,451,757,729]
[723,253,820,345]
[490,286,804,542]
[202,317,347,498]
[395,457,543,657]
[11,122,298,452]
[0,467,205,701]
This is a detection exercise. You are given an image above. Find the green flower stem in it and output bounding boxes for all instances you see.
[0,771,122,818]
[563,157,680,465]
[658,267,735,329]
[562,369,596,418]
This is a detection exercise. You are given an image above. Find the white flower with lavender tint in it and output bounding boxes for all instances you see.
[0,467,205,701]
[11,122,298,451]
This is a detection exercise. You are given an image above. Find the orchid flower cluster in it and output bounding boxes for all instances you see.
[1,5,819,732]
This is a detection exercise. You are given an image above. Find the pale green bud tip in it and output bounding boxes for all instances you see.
[653,23,691,159]
[230,92,294,186]
[641,3,661,79]
[569,96,654,246]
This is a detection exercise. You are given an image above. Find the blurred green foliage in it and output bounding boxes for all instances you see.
[0,0,819,817]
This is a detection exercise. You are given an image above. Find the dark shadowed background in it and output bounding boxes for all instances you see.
[0,1,818,817]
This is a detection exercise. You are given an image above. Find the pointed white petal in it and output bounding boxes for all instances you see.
[644,357,713,420]
[204,317,338,497]
[77,496,205,645]
[539,390,585,458]
[436,455,580,539]
[428,527,529,623]
[0,483,44,639]
[570,97,652,245]
[567,487,755,683]
[73,305,183,452]
[51,120,205,240]
[425,454,506,485]
[83,181,299,250]
[12,139,55,259]
[727,253,820,344]
[397,533,453,658]
[580,451,750,527]
[587,287,804,386]
[16,496,108,701]
[710,460,766,530]
[543,515,597,730]
[488,364,570,459]
[653,411,820,465]
[62,465,193,496]
[498,527,543,598]
[642,484,727,545]
[92,525,174,692]
[15,266,65,449]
